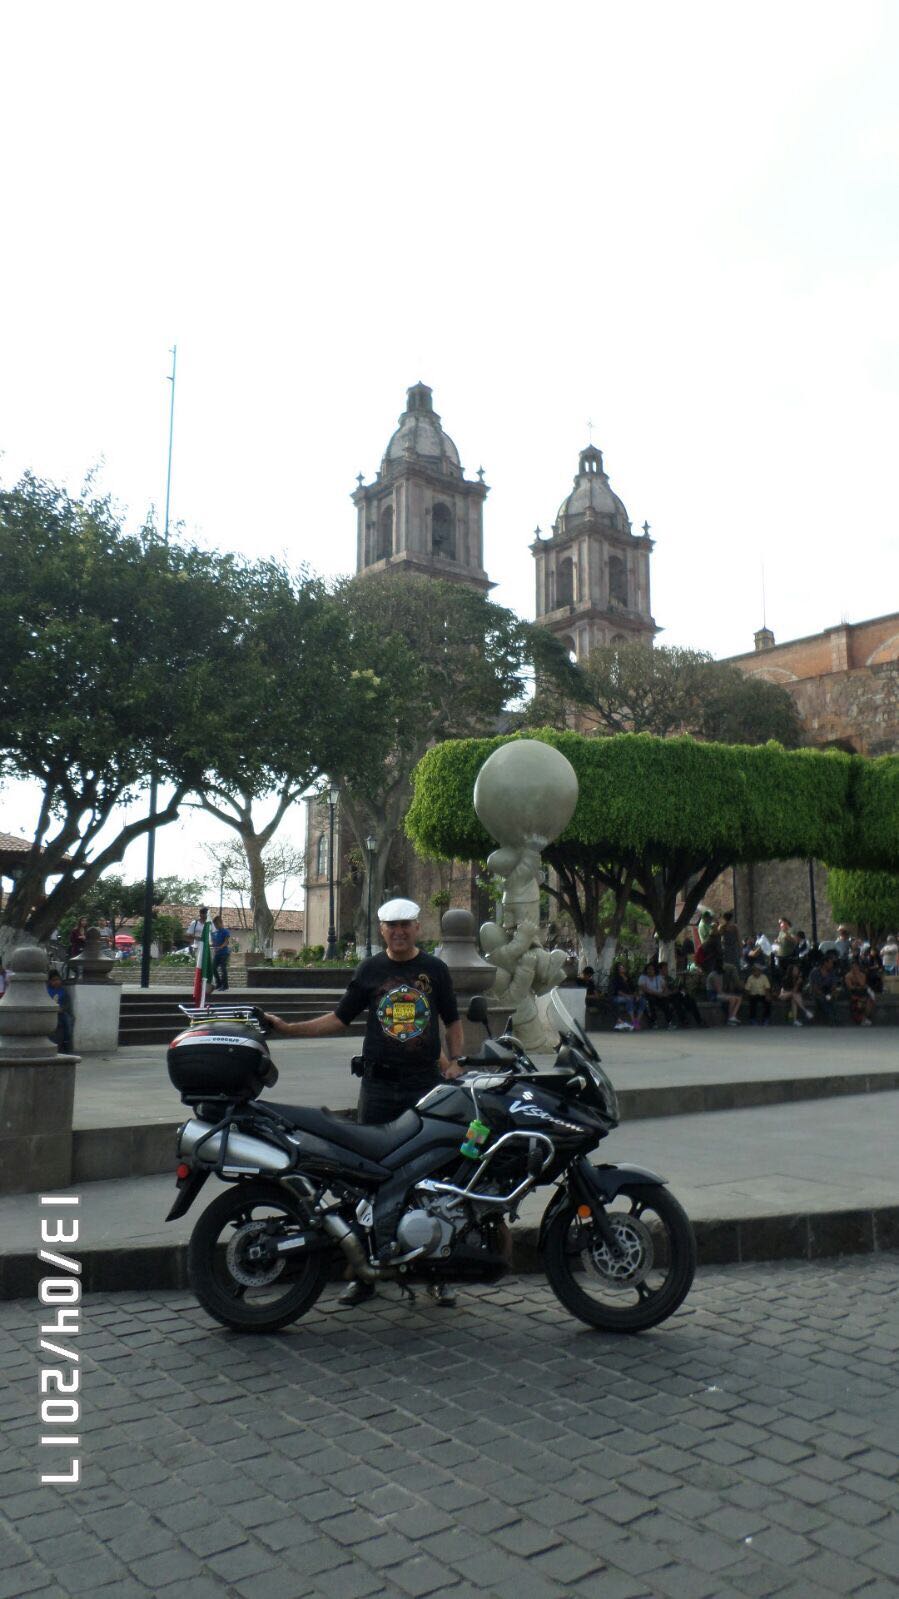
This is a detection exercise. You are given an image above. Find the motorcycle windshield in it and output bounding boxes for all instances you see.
[547,987,598,1060]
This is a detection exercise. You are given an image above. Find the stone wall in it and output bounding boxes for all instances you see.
[702,861,835,944]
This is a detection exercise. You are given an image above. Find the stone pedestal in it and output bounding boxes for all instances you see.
[0,946,79,1195]
[72,983,121,1052]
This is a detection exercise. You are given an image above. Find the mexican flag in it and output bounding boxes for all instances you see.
[192,915,214,1006]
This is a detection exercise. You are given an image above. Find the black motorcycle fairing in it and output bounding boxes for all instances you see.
[538,1157,669,1248]
[259,1101,423,1163]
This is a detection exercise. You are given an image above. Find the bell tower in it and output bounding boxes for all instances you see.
[353,383,492,593]
[532,443,657,660]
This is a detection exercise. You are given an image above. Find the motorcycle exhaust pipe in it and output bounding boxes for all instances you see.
[320,1213,379,1282]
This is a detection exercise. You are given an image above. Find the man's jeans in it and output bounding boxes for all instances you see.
[357,1067,441,1124]
[213,953,229,991]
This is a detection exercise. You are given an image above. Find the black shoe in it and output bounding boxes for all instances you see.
[427,1282,457,1307]
[338,1279,376,1308]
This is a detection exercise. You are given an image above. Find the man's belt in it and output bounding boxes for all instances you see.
[355,1058,439,1084]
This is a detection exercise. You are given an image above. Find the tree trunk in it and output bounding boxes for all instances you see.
[596,933,618,985]
[241,831,275,954]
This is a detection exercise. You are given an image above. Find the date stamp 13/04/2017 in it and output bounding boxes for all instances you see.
[38,1194,81,1486]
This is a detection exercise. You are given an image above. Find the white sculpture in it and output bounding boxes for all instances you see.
[474,741,579,1051]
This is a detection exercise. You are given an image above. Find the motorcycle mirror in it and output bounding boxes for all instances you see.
[466,995,492,1035]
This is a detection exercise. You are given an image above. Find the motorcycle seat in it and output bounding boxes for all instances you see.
[257,1102,423,1161]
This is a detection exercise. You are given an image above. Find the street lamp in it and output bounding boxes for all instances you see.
[365,834,378,958]
[325,784,339,961]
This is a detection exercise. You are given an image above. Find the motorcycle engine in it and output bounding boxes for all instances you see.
[396,1197,457,1259]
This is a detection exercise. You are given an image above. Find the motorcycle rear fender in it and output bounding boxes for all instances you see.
[165,1166,210,1222]
[539,1158,667,1248]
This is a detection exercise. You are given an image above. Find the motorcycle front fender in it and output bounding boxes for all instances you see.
[539,1158,668,1249]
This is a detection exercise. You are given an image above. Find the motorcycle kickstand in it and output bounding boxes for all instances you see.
[396,1281,417,1306]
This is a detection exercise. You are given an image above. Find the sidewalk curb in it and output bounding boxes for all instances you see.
[8,1204,899,1301]
[68,1068,899,1186]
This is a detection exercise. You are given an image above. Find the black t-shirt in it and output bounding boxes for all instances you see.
[335,950,459,1072]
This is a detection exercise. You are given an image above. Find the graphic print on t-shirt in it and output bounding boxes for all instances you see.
[377,983,431,1043]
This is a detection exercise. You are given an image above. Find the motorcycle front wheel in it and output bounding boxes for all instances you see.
[542,1183,696,1333]
[187,1179,331,1333]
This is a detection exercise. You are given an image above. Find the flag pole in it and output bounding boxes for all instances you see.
[140,346,177,989]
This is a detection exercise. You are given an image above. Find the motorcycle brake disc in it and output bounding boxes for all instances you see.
[585,1213,655,1291]
[226,1221,287,1288]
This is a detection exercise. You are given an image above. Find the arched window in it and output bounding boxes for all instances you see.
[609,555,627,608]
[547,569,556,611]
[432,502,455,558]
[316,834,328,877]
[557,557,575,607]
[560,633,577,662]
[377,506,393,561]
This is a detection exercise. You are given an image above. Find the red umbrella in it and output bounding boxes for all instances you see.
[114,933,136,947]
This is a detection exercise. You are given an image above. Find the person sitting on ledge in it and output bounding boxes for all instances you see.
[608,960,646,1031]
[705,963,743,1026]
[778,962,814,1026]
[808,954,840,1025]
[844,957,876,1027]
[743,957,773,1025]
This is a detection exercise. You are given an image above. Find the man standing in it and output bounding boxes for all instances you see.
[211,914,231,991]
[187,907,208,954]
[264,897,464,1308]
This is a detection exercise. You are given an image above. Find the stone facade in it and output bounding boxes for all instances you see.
[532,444,657,660]
[725,611,899,756]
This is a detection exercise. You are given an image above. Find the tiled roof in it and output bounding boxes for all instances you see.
[121,903,305,933]
[0,831,35,854]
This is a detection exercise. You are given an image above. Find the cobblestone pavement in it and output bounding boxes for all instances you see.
[3,1257,898,1599]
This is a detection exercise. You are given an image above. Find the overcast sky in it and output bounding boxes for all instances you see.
[2,0,897,898]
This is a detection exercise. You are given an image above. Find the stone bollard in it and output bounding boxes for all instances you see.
[70,925,115,983]
[0,946,79,1194]
[434,908,499,1055]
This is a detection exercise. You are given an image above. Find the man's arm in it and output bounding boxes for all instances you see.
[263,1010,349,1039]
[439,1018,465,1079]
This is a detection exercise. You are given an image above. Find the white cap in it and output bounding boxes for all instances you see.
[377,897,420,922]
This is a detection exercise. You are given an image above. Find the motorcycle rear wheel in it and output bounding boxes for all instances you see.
[188,1179,330,1333]
[542,1183,696,1333]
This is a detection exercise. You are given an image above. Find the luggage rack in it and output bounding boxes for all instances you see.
[177,1003,266,1033]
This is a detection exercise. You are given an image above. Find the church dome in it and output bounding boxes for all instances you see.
[555,445,630,534]
[381,383,462,478]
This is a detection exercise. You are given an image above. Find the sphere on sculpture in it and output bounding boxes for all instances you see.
[474,740,578,848]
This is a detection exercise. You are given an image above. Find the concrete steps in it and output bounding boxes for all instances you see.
[118,988,363,1045]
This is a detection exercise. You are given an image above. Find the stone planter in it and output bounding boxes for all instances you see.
[245,967,355,989]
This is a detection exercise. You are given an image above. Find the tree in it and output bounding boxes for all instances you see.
[190,563,368,951]
[526,642,803,747]
[329,574,574,947]
[202,837,305,939]
[0,474,260,957]
[407,731,890,974]
[827,869,899,944]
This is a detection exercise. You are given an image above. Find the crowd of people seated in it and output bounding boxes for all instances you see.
[579,912,895,1030]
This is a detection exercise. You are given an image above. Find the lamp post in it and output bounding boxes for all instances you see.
[325,784,339,961]
[365,834,377,958]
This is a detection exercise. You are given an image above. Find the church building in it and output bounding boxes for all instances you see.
[303,382,899,953]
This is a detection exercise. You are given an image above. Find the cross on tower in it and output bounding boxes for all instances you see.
[586,417,594,444]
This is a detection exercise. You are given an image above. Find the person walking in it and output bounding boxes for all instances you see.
[211,915,231,991]
[264,897,463,1308]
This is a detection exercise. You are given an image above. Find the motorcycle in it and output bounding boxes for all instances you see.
[165,989,696,1335]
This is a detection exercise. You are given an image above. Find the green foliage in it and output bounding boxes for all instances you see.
[827,868,899,941]
[407,730,898,946]
[850,755,899,870]
[407,731,858,867]
[134,913,183,952]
